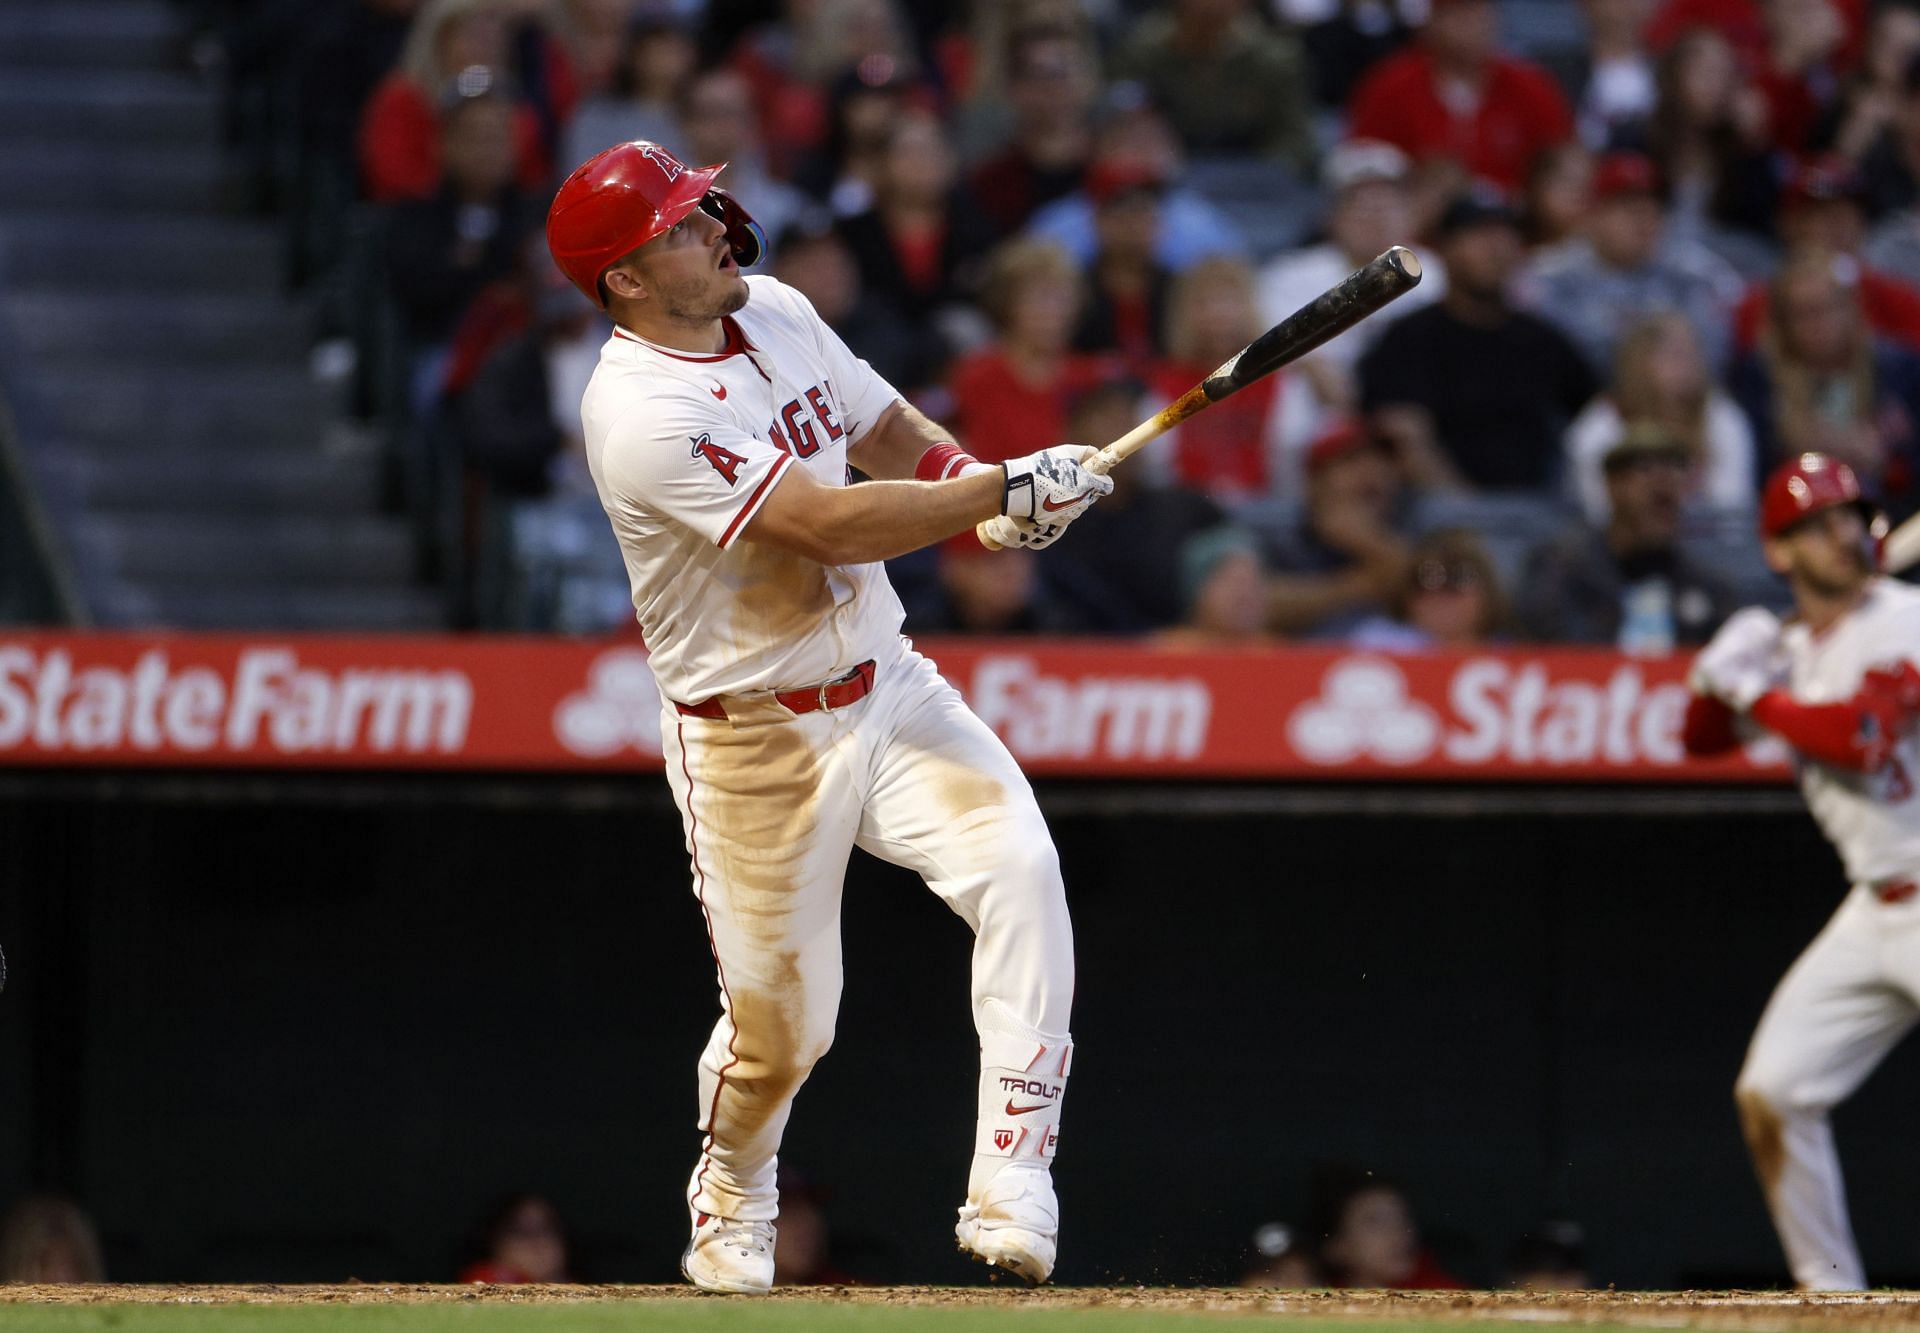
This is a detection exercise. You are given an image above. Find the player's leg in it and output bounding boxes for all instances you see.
[1734,890,1917,1290]
[663,710,860,1292]
[851,647,1075,1281]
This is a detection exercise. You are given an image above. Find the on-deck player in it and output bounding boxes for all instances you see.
[544,141,1112,1294]
[1683,452,1920,1290]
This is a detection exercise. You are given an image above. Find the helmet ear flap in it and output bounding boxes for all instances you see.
[700,188,766,268]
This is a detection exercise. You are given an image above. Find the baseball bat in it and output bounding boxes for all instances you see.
[1886,510,1920,575]
[977,245,1424,549]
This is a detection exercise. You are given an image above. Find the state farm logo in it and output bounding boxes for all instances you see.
[968,655,1210,761]
[1287,658,1439,765]
[0,646,471,754]
[552,649,663,757]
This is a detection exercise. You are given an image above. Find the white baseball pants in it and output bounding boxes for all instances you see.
[1735,885,1920,1290]
[661,639,1075,1224]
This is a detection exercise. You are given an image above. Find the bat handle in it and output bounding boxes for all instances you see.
[975,439,1133,549]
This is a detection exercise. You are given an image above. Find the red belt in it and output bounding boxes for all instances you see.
[674,659,877,722]
[1874,879,1917,905]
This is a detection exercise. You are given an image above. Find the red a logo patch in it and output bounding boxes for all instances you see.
[691,433,747,486]
[639,143,684,183]
[993,1129,1015,1151]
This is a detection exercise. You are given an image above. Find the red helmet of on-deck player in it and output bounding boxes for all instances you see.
[546,140,765,309]
[1759,452,1889,566]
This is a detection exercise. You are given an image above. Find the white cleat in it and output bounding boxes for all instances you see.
[955,1166,1058,1283]
[682,1212,776,1295]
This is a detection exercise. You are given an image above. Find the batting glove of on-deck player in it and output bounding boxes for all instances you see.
[1687,606,1786,711]
[988,444,1114,550]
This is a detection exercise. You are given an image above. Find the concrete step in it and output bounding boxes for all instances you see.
[33,367,336,445]
[3,290,305,362]
[0,69,215,143]
[0,213,281,293]
[94,580,448,631]
[72,512,416,584]
[0,4,180,70]
[36,443,383,514]
[0,141,223,211]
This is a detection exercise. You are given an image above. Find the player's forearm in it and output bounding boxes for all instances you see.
[847,401,958,482]
[772,472,1004,565]
[1748,691,1884,772]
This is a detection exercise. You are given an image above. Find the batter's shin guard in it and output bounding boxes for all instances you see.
[967,1015,1071,1200]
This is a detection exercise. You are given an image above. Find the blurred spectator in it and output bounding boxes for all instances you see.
[560,11,698,170]
[967,23,1100,235]
[1825,2,1920,173]
[1155,257,1326,501]
[1024,102,1249,274]
[947,240,1114,465]
[1349,528,1510,650]
[358,0,563,202]
[1074,163,1175,367]
[1036,378,1240,634]
[772,1169,857,1286]
[1517,425,1736,648]
[1503,1221,1591,1290]
[906,542,1070,634]
[1264,421,1414,639]
[1522,143,1596,250]
[1257,141,1446,411]
[386,86,540,352]
[674,68,809,263]
[1240,1219,1325,1288]
[773,216,946,396]
[1522,151,1740,375]
[793,61,923,217]
[1159,525,1275,645]
[834,109,998,332]
[458,1193,572,1283]
[1729,248,1920,509]
[552,0,646,101]
[1345,0,1574,193]
[1113,0,1312,166]
[1286,0,1420,109]
[1749,0,1857,155]
[1565,312,1757,522]
[296,0,420,199]
[1304,1166,1464,1289]
[1638,27,1780,241]
[1563,0,1660,149]
[0,1195,105,1283]
[1361,191,1598,491]
[1732,156,1920,353]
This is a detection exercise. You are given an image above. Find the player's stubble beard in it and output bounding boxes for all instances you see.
[656,268,750,328]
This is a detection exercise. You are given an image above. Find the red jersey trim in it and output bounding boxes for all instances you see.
[718,453,794,549]
[614,317,748,362]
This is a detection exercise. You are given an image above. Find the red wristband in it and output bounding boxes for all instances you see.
[914,442,981,482]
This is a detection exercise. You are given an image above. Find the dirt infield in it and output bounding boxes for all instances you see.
[5,1285,1920,1327]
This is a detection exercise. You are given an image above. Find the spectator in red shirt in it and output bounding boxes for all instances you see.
[1749,0,1857,154]
[1073,161,1175,370]
[947,239,1115,465]
[1731,156,1920,352]
[359,0,562,202]
[1305,1166,1466,1290]
[458,1194,572,1284]
[966,22,1099,236]
[1345,0,1574,192]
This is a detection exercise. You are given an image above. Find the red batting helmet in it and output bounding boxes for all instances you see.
[1759,452,1888,565]
[546,140,765,308]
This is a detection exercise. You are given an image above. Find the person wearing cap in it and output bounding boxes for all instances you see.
[1263,420,1415,638]
[1073,160,1175,366]
[1683,452,1920,1292]
[1360,190,1596,491]
[1255,140,1446,407]
[1113,0,1313,166]
[1521,150,1740,376]
[1516,424,1736,646]
[1345,0,1573,193]
[1732,155,1920,354]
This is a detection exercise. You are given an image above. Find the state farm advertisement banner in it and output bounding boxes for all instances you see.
[0,634,1790,782]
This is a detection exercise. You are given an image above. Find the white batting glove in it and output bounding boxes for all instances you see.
[997,444,1113,548]
[1687,607,1786,711]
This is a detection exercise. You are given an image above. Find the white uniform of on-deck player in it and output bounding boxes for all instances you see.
[582,272,1077,1280]
[1732,578,1920,1290]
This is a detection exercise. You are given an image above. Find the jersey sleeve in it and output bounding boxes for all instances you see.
[597,401,795,550]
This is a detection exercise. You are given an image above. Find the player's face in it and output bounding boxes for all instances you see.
[632,206,749,324]
[1771,504,1874,598]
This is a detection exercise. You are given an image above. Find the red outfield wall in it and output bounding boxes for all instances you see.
[0,633,1789,781]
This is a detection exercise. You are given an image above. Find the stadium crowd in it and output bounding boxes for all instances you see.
[205,0,1920,644]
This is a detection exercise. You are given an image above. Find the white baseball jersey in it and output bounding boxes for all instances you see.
[582,275,906,704]
[1779,578,1920,884]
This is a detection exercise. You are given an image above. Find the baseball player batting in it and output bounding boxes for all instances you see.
[1683,453,1918,1290]
[545,142,1109,1293]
